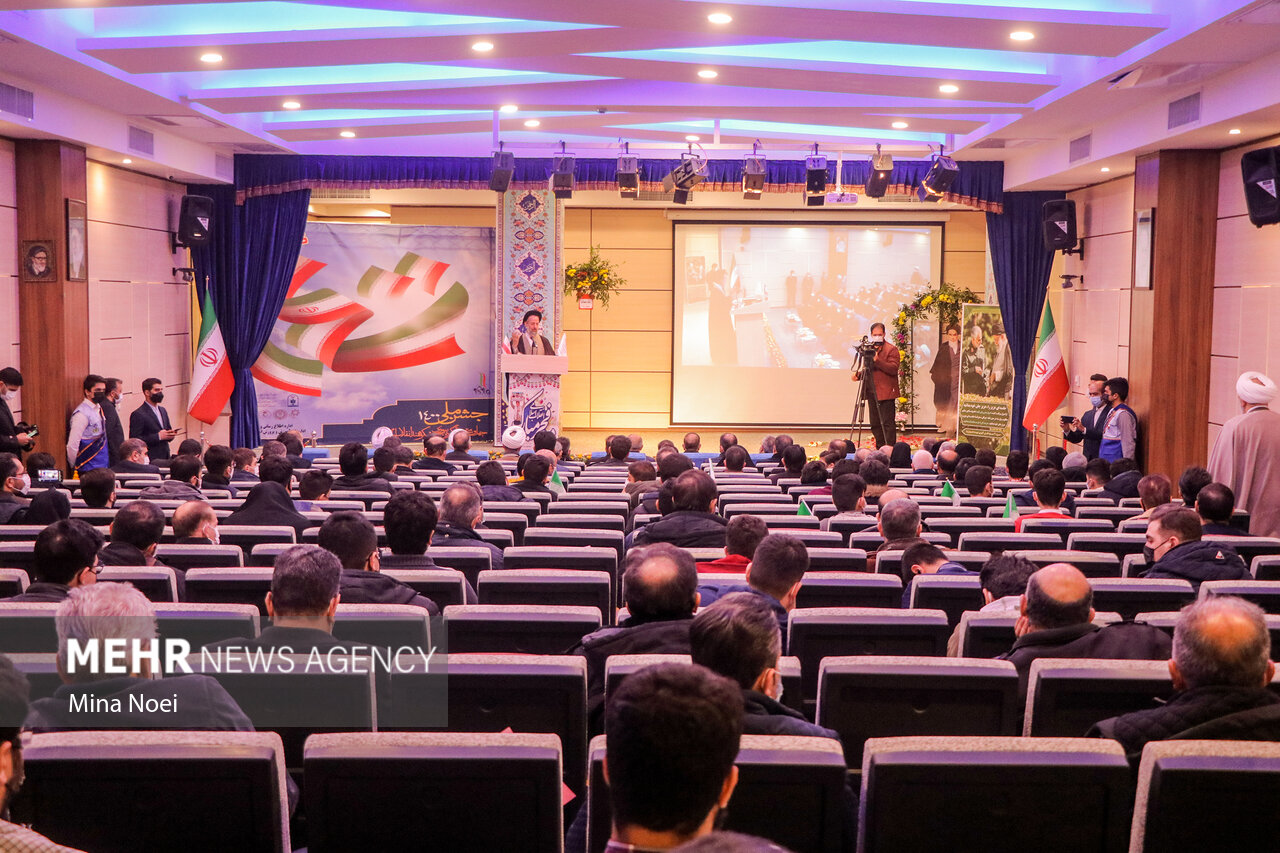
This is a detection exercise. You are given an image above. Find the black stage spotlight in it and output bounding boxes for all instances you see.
[549,153,575,199]
[805,149,828,206]
[917,148,959,202]
[864,144,893,199]
[617,153,639,199]
[743,144,766,199]
[489,148,515,193]
[663,153,705,204]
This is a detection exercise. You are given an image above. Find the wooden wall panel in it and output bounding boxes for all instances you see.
[389,206,493,227]
[590,209,671,249]
[591,372,670,413]
[945,211,987,252]
[942,250,985,291]
[591,331,672,372]
[562,209,591,249]
[589,291,672,332]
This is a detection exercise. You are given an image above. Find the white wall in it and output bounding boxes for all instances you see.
[0,140,21,421]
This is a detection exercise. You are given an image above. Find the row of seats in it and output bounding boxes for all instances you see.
[10,729,1274,852]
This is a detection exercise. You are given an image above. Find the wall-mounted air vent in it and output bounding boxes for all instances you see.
[1168,92,1201,129]
[0,82,34,119]
[311,188,371,199]
[1069,133,1092,163]
[127,125,155,155]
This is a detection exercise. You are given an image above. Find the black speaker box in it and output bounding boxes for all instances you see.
[178,195,214,245]
[1241,145,1280,227]
[1042,199,1078,251]
[489,151,515,193]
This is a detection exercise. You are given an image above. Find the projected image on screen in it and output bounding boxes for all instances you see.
[673,222,944,426]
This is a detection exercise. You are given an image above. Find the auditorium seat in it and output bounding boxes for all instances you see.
[332,603,431,648]
[1205,535,1280,566]
[718,494,793,512]
[12,731,291,853]
[724,503,812,518]
[1254,555,1280,581]
[483,501,540,526]
[907,575,985,627]
[0,568,28,599]
[1130,741,1280,852]
[477,569,613,624]
[304,732,563,853]
[760,515,823,530]
[796,572,902,609]
[1022,659,1173,737]
[1118,517,1150,534]
[1021,518,1116,542]
[817,656,1020,769]
[155,543,244,571]
[183,567,273,616]
[1065,531,1147,558]
[545,501,626,523]
[850,531,950,551]
[7,653,61,701]
[530,513,625,534]
[1008,549,1122,577]
[917,506,982,521]
[0,542,37,573]
[955,611,1018,658]
[824,516,880,544]
[788,608,950,707]
[69,507,119,525]
[586,733,848,853]
[1076,506,1142,527]
[423,547,492,588]
[986,504,1041,517]
[442,604,601,654]
[154,603,259,648]
[381,568,469,610]
[1088,578,1196,620]
[502,546,619,601]
[97,566,179,602]
[875,550,990,578]
[1199,579,1280,614]
[858,736,1130,852]
[0,602,59,652]
[248,543,290,567]
[923,517,1016,546]
[956,531,1064,552]
[958,497,1010,512]
[0,525,47,542]
[523,527,625,560]
[326,490,383,508]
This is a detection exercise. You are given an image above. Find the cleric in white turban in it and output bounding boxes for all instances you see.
[1209,371,1280,538]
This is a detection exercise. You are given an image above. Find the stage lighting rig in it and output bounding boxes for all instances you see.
[864,144,893,199]
[917,145,959,203]
[616,143,639,199]
[805,144,828,206]
[489,143,515,193]
[549,143,575,199]
[663,145,706,205]
[742,140,766,199]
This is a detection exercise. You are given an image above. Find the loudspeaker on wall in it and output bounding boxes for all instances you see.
[1241,145,1280,227]
[1042,199,1078,251]
[178,195,215,245]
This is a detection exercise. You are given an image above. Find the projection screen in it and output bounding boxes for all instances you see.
[672,221,945,426]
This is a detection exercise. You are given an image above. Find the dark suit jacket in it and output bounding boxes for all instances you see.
[411,457,457,475]
[101,399,126,465]
[110,458,162,475]
[1063,404,1112,460]
[129,403,173,460]
[0,396,25,456]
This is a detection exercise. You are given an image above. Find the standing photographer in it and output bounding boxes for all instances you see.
[853,322,901,447]
[0,368,33,458]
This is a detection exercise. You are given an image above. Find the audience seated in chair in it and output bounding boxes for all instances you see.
[712,433,739,467]
[871,498,927,572]
[698,515,768,574]
[224,457,309,539]
[295,469,333,512]
[98,501,170,571]
[512,453,553,496]
[473,459,523,503]
[25,583,253,732]
[200,444,237,497]
[431,483,505,572]
[722,446,750,473]
[639,453,696,516]
[1140,505,1249,591]
[769,444,806,486]
[899,541,976,607]
[1005,450,1030,483]
[630,470,727,550]
[964,465,994,498]
[624,460,658,508]
[371,446,398,483]
[1134,473,1173,520]
[946,553,1038,656]
[109,438,160,475]
[318,511,437,617]
[332,442,392,494]
[1089,596,1280,766]
[1196,482,1248,538]
[998,563,1173,699]
[8,519,102,603]
[698,534,807,647]
[78,467,116,511]
[412,436,456,475]
[1104,458,1142,501]
[1013,469,1071,533]
[230,447,259,484]
[172,500,218,545]
[819,474,869,531]
[138,454,203,501]
[594,435,633,467]
[444,428,474,462]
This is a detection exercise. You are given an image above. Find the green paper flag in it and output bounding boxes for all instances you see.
[940,481,956,499]
[551,469,563,488]
[798,500,813,516]
[1002,491,1017,519]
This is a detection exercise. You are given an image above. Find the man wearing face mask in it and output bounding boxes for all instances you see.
[66,374,110,476]
[100,377,126,466]
[1064,374,1112,460]
[852,322,901,447]
[172,500,220,545]
[129,377,178,461]
[1141,505,1249,592]
[0,454,30,524]
[0,368,33,457]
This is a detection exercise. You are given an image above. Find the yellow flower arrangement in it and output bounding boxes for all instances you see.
[564,246,626,309]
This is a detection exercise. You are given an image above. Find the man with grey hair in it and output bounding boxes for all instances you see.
[911,449,935,474]
[999,563,1172,699]
[1090,596,1280,764]
[429,482,504,571]
[25,583,253,731]
[871,497,926,572]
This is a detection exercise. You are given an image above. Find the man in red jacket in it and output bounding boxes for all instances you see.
[853,322,901,446]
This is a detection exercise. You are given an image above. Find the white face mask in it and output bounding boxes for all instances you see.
[205,524,220,545]
[871,335,885,344]
[1,390,14,402]
[16,474,30,492]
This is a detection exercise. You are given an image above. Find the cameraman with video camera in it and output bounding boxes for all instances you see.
[852,322,901,447]
[0,367,35,457]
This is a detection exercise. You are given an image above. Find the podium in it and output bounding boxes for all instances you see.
[499,354,569,447]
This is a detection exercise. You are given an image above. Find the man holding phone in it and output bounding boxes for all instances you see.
[129,377,180,461]
[1063,373,1111,460]
[0,367,34,457]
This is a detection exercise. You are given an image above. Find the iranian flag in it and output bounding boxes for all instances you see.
[1022,303,1070,431]
[188,288,234,423]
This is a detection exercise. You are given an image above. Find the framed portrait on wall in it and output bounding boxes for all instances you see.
[20,240,56,282]
[1133,208,1154,290]
[65,199,87,281]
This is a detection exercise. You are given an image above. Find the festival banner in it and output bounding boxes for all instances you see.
[252,223,494,445]
[957,303,1015,455]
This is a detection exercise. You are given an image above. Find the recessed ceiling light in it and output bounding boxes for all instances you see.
[122,158,132,164]
[200,52,223,63]
[697,69,719,79]
[1010,30,1035,41]
[499,104,518,113]
[339,130,356,138]
[282,100,301,110]
[707,12,732,24]
[939,83,959,93]
[1100,167,1110,172]
[891,121,909,129]
[472,41,494,52]
[524,119,541,128]
[685,135,700,141]
[1229,128,1242,135]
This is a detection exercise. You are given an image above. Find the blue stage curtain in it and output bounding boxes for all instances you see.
[986,190,1065,451]
[189,183,310,447]
[233,154,1004,210]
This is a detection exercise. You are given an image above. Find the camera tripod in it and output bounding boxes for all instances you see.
[847,341,878,446]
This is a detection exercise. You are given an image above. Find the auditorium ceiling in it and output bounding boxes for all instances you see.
[0,1,1279,188]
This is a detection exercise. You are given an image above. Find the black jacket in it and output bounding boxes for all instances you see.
[429,522,505,572]
[1103,470,1142,501]
[98,541,158,568]
[574,615,693,734]
[412,457,457,475]
[332,472,392,494]
[128,403,173,460]
[1063,404,1112,460]
[338,569,439,618]
[204,625,352,655]
[100,399,126,465]
[0,396,24,456]
[445,450,475,462]
[0,492,28,525]
[1000,620,1173,699]
[742,689,840,740]
[1142,540,1250,591]
[26,674,254,732]
[8,582,72,603]
[1090,685,1280,767]
[286,454,312,470]
[231,470,260,484]
[224,481,311,539]
[480,484,525,503]
[380,553,478,605]
[630,510,728,549]
[111,458,162,475]
[512,480,552,495]
[200,472,238,497]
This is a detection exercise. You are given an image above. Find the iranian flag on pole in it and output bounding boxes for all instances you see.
[188,288,234,424]
[1022,303,1070,431]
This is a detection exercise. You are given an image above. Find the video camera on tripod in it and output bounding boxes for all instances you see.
[853,335,881,361]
